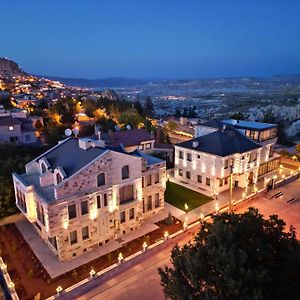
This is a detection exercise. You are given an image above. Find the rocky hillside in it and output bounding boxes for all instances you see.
[0,57,26,77]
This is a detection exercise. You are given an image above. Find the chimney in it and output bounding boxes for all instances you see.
[79,138,93,150]
[192,141,199,148]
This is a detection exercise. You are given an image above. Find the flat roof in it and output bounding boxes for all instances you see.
[223,119,277,131]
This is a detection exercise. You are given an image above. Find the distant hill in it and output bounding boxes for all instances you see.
[39,76,150,88]
[0,58,26,77]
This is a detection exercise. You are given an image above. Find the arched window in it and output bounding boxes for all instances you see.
[56,173,62,184]
[97,173,106,187]
[121,166,129,180]
[41,163,46,174]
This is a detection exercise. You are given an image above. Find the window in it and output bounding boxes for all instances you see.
[97,173,106,187]
[155,193,160,208]
[187,153,192,162]
[82,226,89,240]
[68,204,77,220]
[48,236,57,250]
[147,196,152,211]
[81,200,88,215]
[154,173,159,184]
[206,178,211,186]
[138,144,144,150]
[224,177,229,185]
[146,174,152,186]
[269,146,274,158]
[56,173,62,184]
[197,155,201,159]
[97,195,101,209]
[103,194,108,207]
[8,125,14,131]
[197,175,202,183]
[219,179,223,187]
[179,151,183,159]
[251,152,257,161]
[41,163,46,174]
[224,160,228,169]
[120,211,125,223]
[186,171,191,179]
[142,177,145,188]
[178,169,183,177]
[16,189,27,213]
[122,166,129,180]
[36,202,45,225]
[70,230,77,245]
[120,185,134,203]
[146,143,151,149]
[129,208,134,220]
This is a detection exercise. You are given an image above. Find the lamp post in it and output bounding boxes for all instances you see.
[229,165,234,213]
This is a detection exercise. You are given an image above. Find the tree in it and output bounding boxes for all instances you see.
[159,208,300,300]
[144,96,154,117]
[165,120,178,131]
[230,112,245,120]
[118,109,144,129]
[133,99,144,116]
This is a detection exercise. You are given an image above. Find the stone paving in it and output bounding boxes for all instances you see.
[16,211,167,279]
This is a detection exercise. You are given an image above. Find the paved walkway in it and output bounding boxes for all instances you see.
[16,212,167,279]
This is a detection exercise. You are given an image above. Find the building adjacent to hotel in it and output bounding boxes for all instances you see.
[12,137,166,261]
[174,119,279,196]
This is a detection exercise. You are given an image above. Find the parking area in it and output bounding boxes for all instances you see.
[236,178,300,238]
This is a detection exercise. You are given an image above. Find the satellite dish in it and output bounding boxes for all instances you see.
[114,125,120,131]
[64,128,72,137]
[126,125,131,130]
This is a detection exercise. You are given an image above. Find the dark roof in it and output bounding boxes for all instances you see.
[38,138,107,177]
[176,127,261,157]
[102,129,153,147]
[0,116,22,126]
[198,119,224,129]
[223,119,277,131]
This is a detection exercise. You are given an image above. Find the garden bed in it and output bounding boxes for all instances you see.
[0,217,182,300]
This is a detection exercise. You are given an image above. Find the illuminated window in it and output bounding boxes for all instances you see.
[8,125,14,131]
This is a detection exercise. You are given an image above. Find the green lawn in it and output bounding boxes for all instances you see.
[164,181,212,211]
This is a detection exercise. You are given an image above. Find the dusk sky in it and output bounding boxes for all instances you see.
[2,0,300,79]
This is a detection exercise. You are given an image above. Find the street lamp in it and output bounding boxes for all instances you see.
[184,202,188,214]
[229,165,234,213]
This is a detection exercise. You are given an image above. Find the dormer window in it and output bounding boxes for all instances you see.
[122,166,129,180]
[97,173,106,187]
[56,173,62,184]
[41,163,47,174]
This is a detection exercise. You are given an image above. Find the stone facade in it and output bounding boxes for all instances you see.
[13,138,166,261]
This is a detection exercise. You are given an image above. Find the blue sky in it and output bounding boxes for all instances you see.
[1,0,300,79]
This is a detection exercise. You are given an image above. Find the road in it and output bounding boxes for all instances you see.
[74,227,199,300]
[75,179,300,300]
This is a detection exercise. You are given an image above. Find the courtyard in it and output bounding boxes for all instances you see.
[164,181,212,211]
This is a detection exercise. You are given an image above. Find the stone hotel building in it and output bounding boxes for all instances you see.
[12,137,166,261]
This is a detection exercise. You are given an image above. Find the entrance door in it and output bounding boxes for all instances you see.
[267,179,274,192]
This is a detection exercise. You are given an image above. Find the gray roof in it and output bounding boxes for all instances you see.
[37,138,107,177]
[131,150,165,166]
[177,127,261,157]
[223,119,277,130]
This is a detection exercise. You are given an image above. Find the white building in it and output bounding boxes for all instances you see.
[175,119,279,197]
[12,137,166,261]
